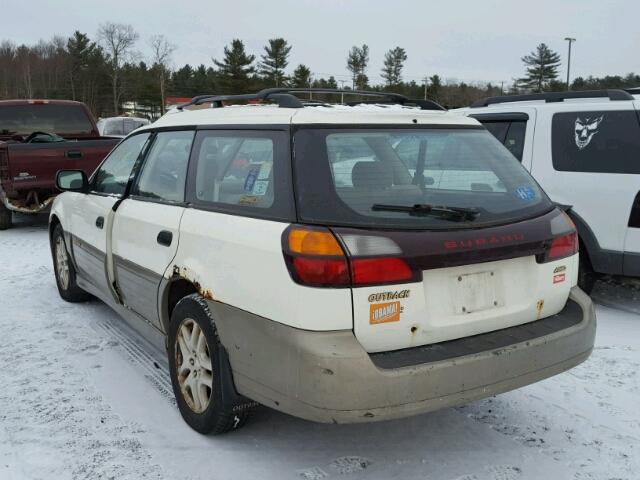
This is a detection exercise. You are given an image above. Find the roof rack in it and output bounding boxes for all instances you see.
[470,89,634,108]
[625,87,640,94]
[177,88,446,111]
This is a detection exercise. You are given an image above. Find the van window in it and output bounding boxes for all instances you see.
[478,120,527,162]
[552,110,640,173]
[294,127,551,230]
[132,131,194,202]
[188,130,293,220]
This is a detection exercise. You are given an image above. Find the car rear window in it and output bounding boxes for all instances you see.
[294,127,552,230]
[552,110,640,173]
[0,104,94,135]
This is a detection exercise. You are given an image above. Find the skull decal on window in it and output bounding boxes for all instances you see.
[574,116,603,150]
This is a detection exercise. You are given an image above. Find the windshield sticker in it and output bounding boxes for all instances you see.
[243,166,260,192]
[514,185,536,201]
[369,301,401,324]
[252,180,269,196]
[257,162,272,180]
[238,195,258,205]
[575,116,603,150]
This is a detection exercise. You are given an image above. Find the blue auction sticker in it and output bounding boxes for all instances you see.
[514,185,536,201]
[243,166,260,192]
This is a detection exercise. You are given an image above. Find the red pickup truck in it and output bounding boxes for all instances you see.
[0,99,120,229]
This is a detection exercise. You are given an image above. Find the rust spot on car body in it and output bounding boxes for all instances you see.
[172,265,215,301]
[536,299,544,319]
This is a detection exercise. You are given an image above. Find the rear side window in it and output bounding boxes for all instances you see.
[132,130,194,203]
[294,127,551,230]
[0,104,95,135]
[478,120,527,161]
[552,110,640,173]
[187,130,293,220]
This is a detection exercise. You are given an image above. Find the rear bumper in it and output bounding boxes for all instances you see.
[208,286,595,424]
[0,187,55,213]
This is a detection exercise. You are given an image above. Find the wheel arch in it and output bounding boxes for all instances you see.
[159,277,199,334]
[567,208,622,275]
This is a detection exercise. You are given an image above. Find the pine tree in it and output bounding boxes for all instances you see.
[213,39,255,94]
[346,44,369,89]
[381,47,407,87]
[259,38,291,87]
[290,64,312,88]
[520,43,561,92]
[428,74,442,101]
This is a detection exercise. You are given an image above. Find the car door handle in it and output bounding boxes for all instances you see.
[157,230,173,247]
[66,150,83,159]
[95,216,104,229]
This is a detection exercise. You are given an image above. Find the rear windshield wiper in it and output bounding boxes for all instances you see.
[371,203,480,221]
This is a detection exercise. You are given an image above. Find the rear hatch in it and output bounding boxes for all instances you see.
[292,124,578,353]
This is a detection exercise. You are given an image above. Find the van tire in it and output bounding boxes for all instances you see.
[51,223,91,302]
[0,203,11,230]
[578,252,597,294]
[168,294,253,435]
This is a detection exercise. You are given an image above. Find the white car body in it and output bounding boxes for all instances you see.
[49,94,595,424]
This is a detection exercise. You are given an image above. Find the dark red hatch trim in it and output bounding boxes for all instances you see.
[332,209,560,275]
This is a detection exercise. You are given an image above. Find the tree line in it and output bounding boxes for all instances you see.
[1,23,638,119]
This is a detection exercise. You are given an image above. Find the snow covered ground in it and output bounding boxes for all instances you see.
[0,214,638,480]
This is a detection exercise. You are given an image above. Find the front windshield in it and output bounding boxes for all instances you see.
[294,127,552,229]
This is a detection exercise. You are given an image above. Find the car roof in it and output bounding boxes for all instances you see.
[144,103,479,130]
[460,89,638,113]
[0,99,87,107]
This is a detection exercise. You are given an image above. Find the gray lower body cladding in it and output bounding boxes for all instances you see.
[207,286,596,424]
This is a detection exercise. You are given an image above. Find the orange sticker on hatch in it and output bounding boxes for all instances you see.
[370,301,401,324]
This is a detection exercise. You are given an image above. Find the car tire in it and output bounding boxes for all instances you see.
[168,293,253,435]
[0,202,12,230]
[51,223,91,302]
[578,252,597,294]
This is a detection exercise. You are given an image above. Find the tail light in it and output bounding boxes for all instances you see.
[282,226,418,288]
[538,212,579,263]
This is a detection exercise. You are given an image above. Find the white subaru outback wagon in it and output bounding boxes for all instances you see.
[49,88,596,434]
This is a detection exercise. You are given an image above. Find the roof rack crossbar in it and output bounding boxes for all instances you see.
[177,88,446,111]
[471,89,634,108]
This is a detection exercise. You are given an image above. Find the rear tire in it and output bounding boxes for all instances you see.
[168,294,253,435]
[51,223,90,302]
[0,202,12,230]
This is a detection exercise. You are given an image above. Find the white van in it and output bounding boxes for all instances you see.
[50,89,595,434]
[97,116,150,138]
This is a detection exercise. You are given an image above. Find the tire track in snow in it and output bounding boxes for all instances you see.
[95,320,176,406]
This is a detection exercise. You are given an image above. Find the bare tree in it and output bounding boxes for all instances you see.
[98,22,139,114]
[149,35,175,115]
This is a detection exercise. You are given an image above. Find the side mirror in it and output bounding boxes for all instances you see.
[56,170,89,192]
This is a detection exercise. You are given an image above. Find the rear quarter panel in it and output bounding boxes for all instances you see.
[172,209,353,331]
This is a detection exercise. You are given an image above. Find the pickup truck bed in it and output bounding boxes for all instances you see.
[0,99,121,229]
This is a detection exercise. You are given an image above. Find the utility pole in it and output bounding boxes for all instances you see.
[338,79,346,104]
[564,37,576,91]
[423,76,428,100]
[500,81,504,95]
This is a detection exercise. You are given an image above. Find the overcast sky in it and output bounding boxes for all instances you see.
[3,0,639,86]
